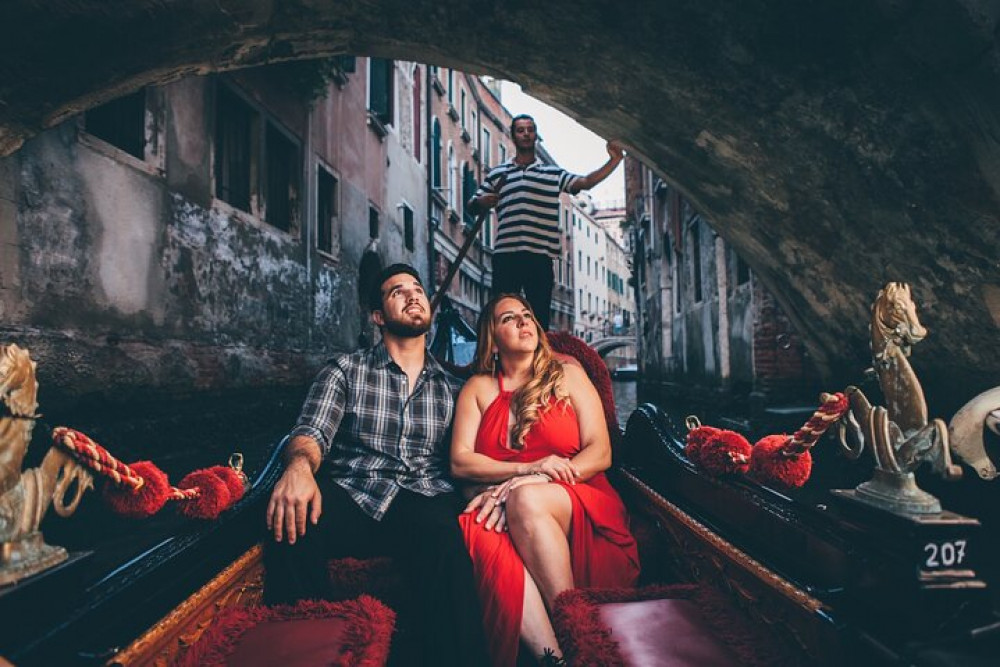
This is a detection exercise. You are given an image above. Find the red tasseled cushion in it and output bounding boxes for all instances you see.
[749,434,813,489]
[176,596,395,667]
[552,585,793,667]
[547,331,620,444]
[102,460,171,518]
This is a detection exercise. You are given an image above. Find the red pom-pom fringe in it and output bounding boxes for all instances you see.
[176,469,231,520]
[102,460,171,518]
[685,425,719,467]
[749,434,813,489]
[206,465,246,505]
[699,430,752,476]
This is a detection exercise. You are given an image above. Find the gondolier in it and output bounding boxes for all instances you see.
[468,114,624,330]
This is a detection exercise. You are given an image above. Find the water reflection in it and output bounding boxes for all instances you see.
[611,380,638,430]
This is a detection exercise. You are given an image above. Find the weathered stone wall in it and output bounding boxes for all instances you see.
[0,69,412,421]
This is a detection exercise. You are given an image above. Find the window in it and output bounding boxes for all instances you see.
[482,128,491,168]
[402,204,414,251]
[447,70,454,104]
[692,222,702,302]
[462,164,477,225]
[214,85,255,212]
[316,167,338,255]
[587,257,591,276]
[461,89,467,127]
[432,120,442,189]
[265,123,300,233]
[368,58,394,126]
[736,254,751,284]
[578,250,582,266]
[674,256,683,314]
[369,205,379,239]
[85,89,146,159]
[214,83,302,234]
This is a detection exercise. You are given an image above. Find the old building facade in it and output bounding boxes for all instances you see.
[625,157,820,408]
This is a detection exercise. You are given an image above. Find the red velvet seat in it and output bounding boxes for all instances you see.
[553,585,790,667]
[176,596,395,667]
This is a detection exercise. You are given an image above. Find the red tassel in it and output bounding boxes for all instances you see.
[205,465,245,505]
[176,469,231,520]
[749,434,813,489]
[102,460,172,518]
[699,430,752,476]
[685,425,719,467]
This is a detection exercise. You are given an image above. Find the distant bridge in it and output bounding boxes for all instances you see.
[590,335,637,357]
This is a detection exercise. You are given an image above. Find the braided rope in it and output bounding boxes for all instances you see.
[781,392,850,457]
[169,486,201,500]
[52,426,145,490]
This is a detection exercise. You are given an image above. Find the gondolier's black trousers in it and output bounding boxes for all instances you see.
[264,477,490,667]
[492,250,554,330]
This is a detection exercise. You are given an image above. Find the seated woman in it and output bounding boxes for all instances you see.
[452,294,640,666]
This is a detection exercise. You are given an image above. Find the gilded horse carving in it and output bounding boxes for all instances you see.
[838,283,962,514]
[0,343,92,585]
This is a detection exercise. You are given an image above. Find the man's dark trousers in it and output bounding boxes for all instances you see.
[492,250,554,330]
[264,474,490,667]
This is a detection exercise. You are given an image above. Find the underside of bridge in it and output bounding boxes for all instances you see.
[1,0,999,411]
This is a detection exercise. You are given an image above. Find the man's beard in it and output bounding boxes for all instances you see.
[383,316,431,338]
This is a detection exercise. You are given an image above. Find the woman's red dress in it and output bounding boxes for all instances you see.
[458,375,640,666]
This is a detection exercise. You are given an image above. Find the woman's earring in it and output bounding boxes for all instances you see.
[493,352,499,373]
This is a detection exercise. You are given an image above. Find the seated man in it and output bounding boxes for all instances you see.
[264,263,489,667]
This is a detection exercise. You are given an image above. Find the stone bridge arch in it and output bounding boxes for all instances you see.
[1,0,999,406]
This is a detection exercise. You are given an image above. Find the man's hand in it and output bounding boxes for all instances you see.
[267,457,322,544]
[528,454,580,484]
[607,140,625,162]
[464,488,507,532]
[476,193,499,211]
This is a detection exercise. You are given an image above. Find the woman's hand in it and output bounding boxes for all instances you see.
[527,455,580,484]
[492,472,551,504]
[464,488,507,532]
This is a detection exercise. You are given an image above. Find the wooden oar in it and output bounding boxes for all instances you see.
[430,175,505,312]
[430,211,489,312]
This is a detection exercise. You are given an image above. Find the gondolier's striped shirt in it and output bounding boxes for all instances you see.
[477,158,581,259]
[289,341,462,520]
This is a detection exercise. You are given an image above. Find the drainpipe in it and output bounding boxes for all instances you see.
[425,65,437,296]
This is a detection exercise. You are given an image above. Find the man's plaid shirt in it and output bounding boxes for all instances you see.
[289,341,462,520]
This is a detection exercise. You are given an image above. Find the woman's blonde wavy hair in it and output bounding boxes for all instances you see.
[473,294,569,449]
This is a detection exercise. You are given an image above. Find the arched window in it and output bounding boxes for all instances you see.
[432,119,441,188]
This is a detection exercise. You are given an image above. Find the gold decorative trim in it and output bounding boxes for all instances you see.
[107,544,264,666]
[622,471,823,613]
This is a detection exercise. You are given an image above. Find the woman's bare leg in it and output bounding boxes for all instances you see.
[505,484,574,608]
[520,567,563,660]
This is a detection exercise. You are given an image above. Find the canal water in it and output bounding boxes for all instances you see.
[611,379,638,430]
